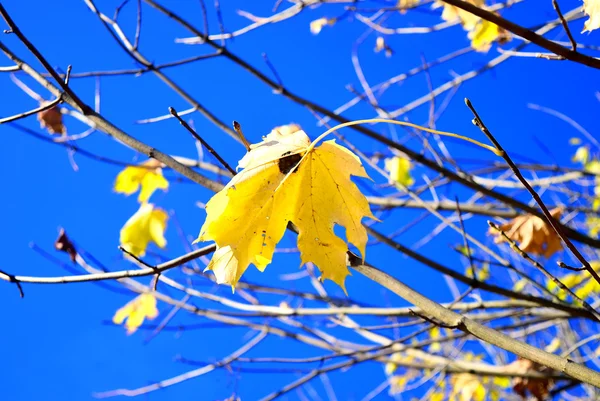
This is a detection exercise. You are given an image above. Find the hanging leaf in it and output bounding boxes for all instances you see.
[469,19,510,52]
[120,203,168,257]
[583,0,600,32]
[114,159,169,203]
[490,208,563,258]
[433,0,484,31]
[197,125,375,291]
[384,156,413,186]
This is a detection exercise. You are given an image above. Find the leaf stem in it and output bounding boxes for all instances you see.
[309,118,502,156]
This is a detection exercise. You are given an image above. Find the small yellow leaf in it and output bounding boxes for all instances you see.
[583,0,600,32]
[569,137,582,145]
[492,376,511,388]
[389,375,410,394]
[113,293,158,334]
[310,17,336,35]
[588,216,600,237]
[114,159,169,203]
[197,125,375,292]
[375,37,386,53]
[450,373,487,401]
[513,278,529,293]
[120,203,168,257]
[469,20,502,52]
[572,146,590,165]
[544,338,561,353]
[384,156,414,186]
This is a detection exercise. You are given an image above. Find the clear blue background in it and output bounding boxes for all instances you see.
[1,0,598,400]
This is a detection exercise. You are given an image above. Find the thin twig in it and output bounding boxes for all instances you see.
[169,107,236,175]
[552,0,577,51]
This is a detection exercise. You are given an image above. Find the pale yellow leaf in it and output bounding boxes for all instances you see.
[384,156,414,186]
[544,338,561,353]
[583,0,600,32]
[572,146,590,165]
[120,203,168,257]
[112,293,158,334]
[397,0,419,13]
[469,20,503,52]
[433,0,484,31]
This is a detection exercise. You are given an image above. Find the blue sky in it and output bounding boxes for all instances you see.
[1,0,599,400]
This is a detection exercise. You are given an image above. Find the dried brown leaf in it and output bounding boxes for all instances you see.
[491,208,563,258]
[54,228,77,263]
[37,102,65,135]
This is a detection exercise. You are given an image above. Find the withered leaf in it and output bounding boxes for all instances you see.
[507,358,553,401]
[54,228,77,263]
[491,208,563,258]
[37,103,65,135]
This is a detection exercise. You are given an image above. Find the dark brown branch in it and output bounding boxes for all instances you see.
[439,0,598,69]
[169,107,236,176]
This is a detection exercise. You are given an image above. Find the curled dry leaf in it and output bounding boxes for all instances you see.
[491,208,563,258]
[506,358,553,401]
[37,102,65,135]
[583,0,600,32]
[112,292,158,335]
[114,159,169,203]
[54,228,77,263]
[197,124,375,292]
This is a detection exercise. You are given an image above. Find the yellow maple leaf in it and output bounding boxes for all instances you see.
[310,17,336,35]
[197,124,375,291]
[384,156,414,186]
[114,159,169,203]
[583,0,600,32]
[113,293,158,334]
[468,19,507,52]
[120,203,168,257]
